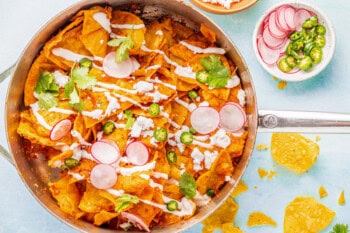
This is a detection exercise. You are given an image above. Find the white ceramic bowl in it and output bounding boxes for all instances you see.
[252,1,335,82]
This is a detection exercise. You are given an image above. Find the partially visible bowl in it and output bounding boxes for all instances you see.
[190,0,258,14]
[252,1,335,82]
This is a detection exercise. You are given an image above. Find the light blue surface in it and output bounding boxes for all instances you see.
[0,0,349,232]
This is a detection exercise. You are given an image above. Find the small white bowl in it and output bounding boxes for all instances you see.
[252,1,335,82]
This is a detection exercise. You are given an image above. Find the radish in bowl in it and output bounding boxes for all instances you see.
[252,1,335,82]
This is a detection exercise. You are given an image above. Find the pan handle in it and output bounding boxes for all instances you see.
[258,110,350,133]
[0,65,15,165]
[0,64,15,84]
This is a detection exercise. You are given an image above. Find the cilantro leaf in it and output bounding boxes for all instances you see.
[37,92,59,110]
[200,55,222,71]
[179,172,197,199]
[197,55,230,89]
[123,110,135,130]
[330,223,349,233]
[108,36,134,62]
[62,66,96,112]
[115,194,139,213]
[35,71,60,109]
[71,67,97,89]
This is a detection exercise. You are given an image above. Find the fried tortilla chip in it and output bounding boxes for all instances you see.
[271,133,320,175]
[284,196,335,233]
[247,212,277,227]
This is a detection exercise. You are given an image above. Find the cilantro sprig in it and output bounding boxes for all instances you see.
[179,172,197,199]
[107,35,134,62]
[35,71,59,110]
[115,194,139,213]
[64,60,97,112]
[123,110,135,130]
[330,223,349,233]
[195,54,229,89]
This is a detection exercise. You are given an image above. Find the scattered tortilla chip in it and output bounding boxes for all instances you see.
[231,181,248,198]
[258,168,268,179]
[319,185,328,198]
[201,197,239,233]
[338,190,346,205]
[222,222,244,233]
[267,170,278,180]
[284,196,335,233]
[271,133,320,175]
[277,80,287,90]
[247,212,277,227]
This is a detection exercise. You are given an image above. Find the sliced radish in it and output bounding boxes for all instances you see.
[91,140,120,164]
[50,118,72,141]
[293,9,311,31]
[103,52,133,78]
[219,102,246,133]
[284,6,296,30]
[268,11,287,38]
[262,26,287,49]
[121,212,150,232]
[125,141,149,166]
[90,164,117,189]
[276,5,291,32]
[257,36,280,65]
[190,106,220,135]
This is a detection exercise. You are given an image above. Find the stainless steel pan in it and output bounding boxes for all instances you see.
[1,0,350,232]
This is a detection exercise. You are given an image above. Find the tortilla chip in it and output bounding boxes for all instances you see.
[49,175,84,218]
[200,23,216,43]
[319,185,328,198]
[202,197,239,232]
[284,196,335,233]
[79,183,114,213]
[222,223,244,233]
[271,133,320,175]
[78,6,111,58]
[338,190,346,205]
[231,181,248,198]
[111,10,146,50]
[247,212,277,227]
[94,210,119,226]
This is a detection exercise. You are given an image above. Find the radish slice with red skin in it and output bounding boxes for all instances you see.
[121,212,150,232]
[276,5,292,32]
[293,9,311,31]
[125,141,149,166]
[90,164,118,189]
[219,102,246,133]
[103,52,134,78]
[284,6,296,31]
[268,11,288,38]
[50,118,72,141]
[257,36,280,65]
[262,26,288,49]
[190,106,220,135]
[91,140,120,164]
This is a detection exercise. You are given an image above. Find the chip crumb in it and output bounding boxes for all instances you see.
[284,196,335,233]
[256,143,269,151]
[271,133,320,175]
[231,181,248,198]
[315,135,321,141]
[247,212,277,227]
[272,76,278,81]
[267,170,278,180]
[319,186,328,198]
[258,168,268,179]
[277,80,288,90]
[338,190,346,205]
